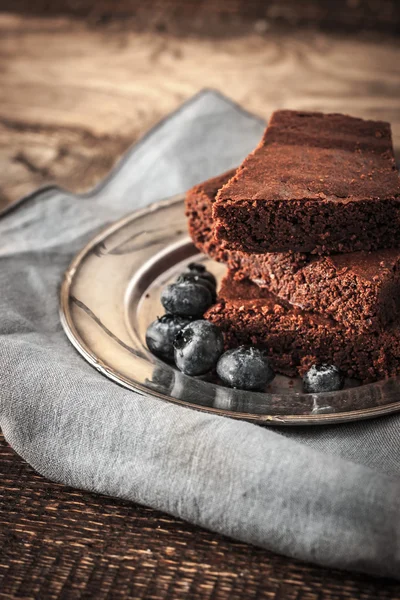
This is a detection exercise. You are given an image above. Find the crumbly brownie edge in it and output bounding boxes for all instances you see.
[213,197,400,254]
[205,276,400,383]
[185,185,230,264]
[273,254,400,333]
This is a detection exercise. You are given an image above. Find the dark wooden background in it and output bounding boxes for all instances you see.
[2,0,400,33]
[1,2,400,598]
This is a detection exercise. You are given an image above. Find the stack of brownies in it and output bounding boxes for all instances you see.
[185,110,400,383]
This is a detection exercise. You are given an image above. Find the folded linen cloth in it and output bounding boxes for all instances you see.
[1,90,400,580]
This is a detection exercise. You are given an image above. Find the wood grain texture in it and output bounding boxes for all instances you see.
[1,432,400,600]
[2,0,400,33]
[0,15,400,209]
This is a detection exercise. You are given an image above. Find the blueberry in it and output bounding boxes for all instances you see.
[177,273,216,302]
[174,320,224,376]
[216,346,275,391]
[303,364,344,393]
[188,263,217,288]
[161,282,212,317]
[146,314,191,361]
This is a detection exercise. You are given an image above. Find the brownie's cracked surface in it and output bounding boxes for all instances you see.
[186,171,400,333]
[212,110,400,254]
[205,274,400,383]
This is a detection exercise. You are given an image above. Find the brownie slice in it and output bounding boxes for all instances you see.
[186,169,237,265]
[186,169,309,282]
[205,274,400,383]
[276,250,400,334]
[213,110,400,254]
[186,172,400,333]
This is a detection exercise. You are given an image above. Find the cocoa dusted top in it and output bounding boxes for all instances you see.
[216,110,400,204]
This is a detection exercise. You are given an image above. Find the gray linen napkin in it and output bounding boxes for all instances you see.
[1,90,400,580]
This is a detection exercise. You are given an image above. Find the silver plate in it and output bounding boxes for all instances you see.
[60,195,400,425]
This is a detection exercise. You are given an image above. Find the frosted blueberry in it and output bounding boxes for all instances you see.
[216,346,275,391]
[303,364,344,393]
[174,320,224,376]
[161,281,212,317]
[146,314,191,361]
[187,263,217,288]
[176,273,216,302]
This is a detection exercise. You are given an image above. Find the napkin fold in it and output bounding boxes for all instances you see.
[1,90,400,580]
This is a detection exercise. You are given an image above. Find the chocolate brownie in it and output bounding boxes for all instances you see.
[185,169,237,265]
[205,274,400,383]
[212,110,400,254]
[186,172,400,333]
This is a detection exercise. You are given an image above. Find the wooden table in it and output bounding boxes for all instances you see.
[1,13,400,599]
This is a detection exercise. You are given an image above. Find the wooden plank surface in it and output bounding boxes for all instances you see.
[2,0,400,33]
[1,14,400,210]
[1,12,400,599]
[2,433,400,600]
